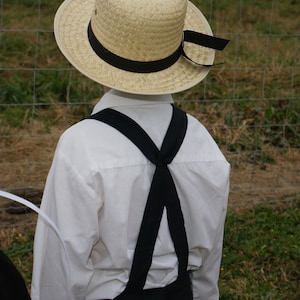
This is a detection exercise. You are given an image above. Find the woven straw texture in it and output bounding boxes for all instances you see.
[54,0,215,95]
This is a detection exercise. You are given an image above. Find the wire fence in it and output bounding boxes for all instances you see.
[0,0,299,230]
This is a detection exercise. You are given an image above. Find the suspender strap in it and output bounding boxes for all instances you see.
[88,105,189,293]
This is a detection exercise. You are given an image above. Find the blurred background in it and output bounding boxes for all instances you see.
[0,0,299,298]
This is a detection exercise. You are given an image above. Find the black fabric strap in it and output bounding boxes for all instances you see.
[87,21,230,73]
[87,105,189,294]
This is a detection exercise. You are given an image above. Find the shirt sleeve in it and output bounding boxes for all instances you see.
[191,188,229,300]
[191,155,230,300]
[31,139,102,300]
[191,165,229,300]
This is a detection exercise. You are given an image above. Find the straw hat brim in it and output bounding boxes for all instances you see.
[54,0,215,95]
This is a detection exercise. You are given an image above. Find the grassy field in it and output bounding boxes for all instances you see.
[220,199,300,299]
[1,0,299,152]
[2,198,299,299]
[1,0,300,299]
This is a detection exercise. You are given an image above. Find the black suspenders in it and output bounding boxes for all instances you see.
[88,105,193,299]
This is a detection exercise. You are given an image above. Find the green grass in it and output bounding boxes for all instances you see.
[219,199,300,299]
[2,199,299,299]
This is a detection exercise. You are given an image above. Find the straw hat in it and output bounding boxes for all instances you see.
[54,0,229,95]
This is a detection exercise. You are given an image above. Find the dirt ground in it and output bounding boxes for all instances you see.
[0,130,299,228]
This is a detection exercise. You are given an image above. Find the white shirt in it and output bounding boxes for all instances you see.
[31,89,230,300]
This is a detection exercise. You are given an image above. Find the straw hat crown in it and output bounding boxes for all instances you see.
[92,0,187,62]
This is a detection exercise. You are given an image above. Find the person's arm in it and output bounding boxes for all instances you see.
[190,158,230,300]
[191,205,227,300]
[31,140,102,300]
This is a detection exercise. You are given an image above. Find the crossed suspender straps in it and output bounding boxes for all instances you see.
[88,105,191,297]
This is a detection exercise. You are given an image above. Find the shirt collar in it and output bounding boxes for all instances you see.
[92,89,174,114]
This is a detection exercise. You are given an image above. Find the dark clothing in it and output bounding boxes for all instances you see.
[0,250,31,300]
